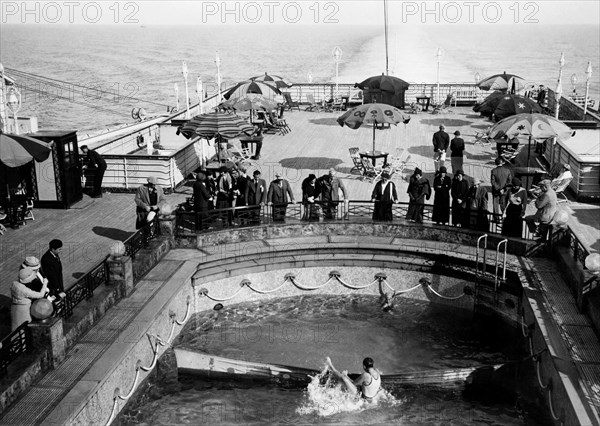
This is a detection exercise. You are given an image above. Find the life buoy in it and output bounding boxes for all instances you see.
[136,134,145,148]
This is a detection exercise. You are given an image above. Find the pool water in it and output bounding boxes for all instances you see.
[116,295,549,425]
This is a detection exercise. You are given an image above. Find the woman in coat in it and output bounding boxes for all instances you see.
[466,178,489,231]
[11,267,48,332]
[502,177,527,238]
[406,168,431,223]
[432,166,452,225]
[450,170,469,226]
[371,170,398,221]
[302,174,321,221]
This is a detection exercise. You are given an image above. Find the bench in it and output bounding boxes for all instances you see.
[452,90,478,106]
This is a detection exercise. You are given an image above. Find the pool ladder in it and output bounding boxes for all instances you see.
[476,234,508,291]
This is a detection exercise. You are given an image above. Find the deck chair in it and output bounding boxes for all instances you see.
[305,94,321,112]
[385,154,412,181]
[228,142,254,164]
[360,158,383,182]
[408,102,421,114]
[348,147,364,174]
[275,105,291,133]
[530,177,572,203]
[283,93,300,111]
[432,92,455,114]
[332,98,347,111]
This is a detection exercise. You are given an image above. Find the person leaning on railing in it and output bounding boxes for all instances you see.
[524,179,558,239]
[134,176,165,229]
[11,268,49,332]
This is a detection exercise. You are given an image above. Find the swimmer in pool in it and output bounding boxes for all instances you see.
[379,290,397,312]
[325,356,381,400]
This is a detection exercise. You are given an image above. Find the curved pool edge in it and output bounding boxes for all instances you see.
[36,228,597,426]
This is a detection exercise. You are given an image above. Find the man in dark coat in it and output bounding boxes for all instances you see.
[81,145,107,198]
[267,171,295,221]
[449,130,465,175]
[406,168,431,223]
[317,168,348,219]
[193,173,212,230]
[491,156,513,220]
[245,170,267,224]
[432,125,450,171]
[450,170,470,226]
[41,239,64,297]
[432,166,452,225]
[134,176,165,229]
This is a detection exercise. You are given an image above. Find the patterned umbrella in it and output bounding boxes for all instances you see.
[479,94,542,121]
[355,74,410,95]
[177,112,255,161]
[488,112,575,164]
[0,133,53,167]
[337,103,411,152]
[250,72,292,89]
[223,80,281,100]
[473,91,506,114]
[220,94,278,112]
[477,72,525,92]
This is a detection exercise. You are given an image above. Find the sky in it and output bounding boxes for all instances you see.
[1,0,599,26]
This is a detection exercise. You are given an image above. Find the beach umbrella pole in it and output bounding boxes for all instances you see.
[373,121,376,152]
[527,135,532,166]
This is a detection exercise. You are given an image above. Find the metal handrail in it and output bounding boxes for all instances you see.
[476,234,488,277]
[495,239,508,291]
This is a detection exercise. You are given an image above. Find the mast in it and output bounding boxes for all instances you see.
[384,0,389,75]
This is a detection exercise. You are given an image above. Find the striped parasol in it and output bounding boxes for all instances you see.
[477,72,525,92]
[249,72,292,89]
[223,80,281,100]
[177,112,255,140]
[220,94,278,112]
[0,133,53,167]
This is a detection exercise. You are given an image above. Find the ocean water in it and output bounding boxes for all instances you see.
[1,23,598,132]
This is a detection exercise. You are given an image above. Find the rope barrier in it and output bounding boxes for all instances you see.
[117,361,142,400]
[105,389,121,426]
[288,275,333,291]
[199,285,245,302]
[381,280,422,295]
[247,279,288,294]
[547,383,563,423]
[335,276,378,290]
[534,354,549,390]
[175,296,192,326]
[424,283,467,300]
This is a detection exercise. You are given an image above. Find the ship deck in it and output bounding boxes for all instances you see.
[1,106,600,424]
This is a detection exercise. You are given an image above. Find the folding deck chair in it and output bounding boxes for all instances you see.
[305,94,322,112]
[348,147,364,174]
[432,92,455,114]
[283,93,300,111]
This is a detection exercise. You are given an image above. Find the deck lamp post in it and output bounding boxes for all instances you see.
[474,72,481,102]
[332,46,342,101]
[554,80,562,119]
[196,78,203,114]
[6,85,21,135]
[435,48,443,104]
[174,83,180,113]
[215,52,222,103]
[182,61,190,119]
[0,63,7,133]
[307,72,313,84]
[583,61,592,118]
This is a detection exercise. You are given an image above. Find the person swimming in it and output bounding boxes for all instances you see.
[325,356,382,400]
[379,290,397,312]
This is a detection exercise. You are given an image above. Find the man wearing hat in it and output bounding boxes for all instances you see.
[317,168,348,219]
[80,145,107,198]
[502,177,527,238]
[246,170,267,224]
[371,170,397,221]
[466,178,489,231]
[525,179,557,238]
[11,267,49,331]
[267,171,295,221]
[490,156,512,220]
[193,173,212,230]
[451,170,470,227]
[135,176,165,229]
[41,239,66,297]
[449,130,465,175]
[406,168,431,223]
[432,125,450,171]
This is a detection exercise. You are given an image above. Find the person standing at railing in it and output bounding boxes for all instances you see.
[432,125,450,171]
[41,239,65,298]
[193,173,212,230]
[371,170,398,221]
[406,168,431,224]
[502,178,527,238]
[318,169,347,220]
[524,179,557,239]
[80,145,107,199]
[302,174,321,221]
[267,171,295,222]
[432,167,451,225]
[245,170,267,224]
[11,267,49,332]
[466,178,489,231]
[491,157,512,222]
[450,170,469,227]
[449,131,465,175]
[134,177,165,229]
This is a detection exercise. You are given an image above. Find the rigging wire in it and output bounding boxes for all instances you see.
[5,67,170,108]
[384,0,389,76]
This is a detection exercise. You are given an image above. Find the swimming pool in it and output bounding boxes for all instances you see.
[115,294,549,425]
